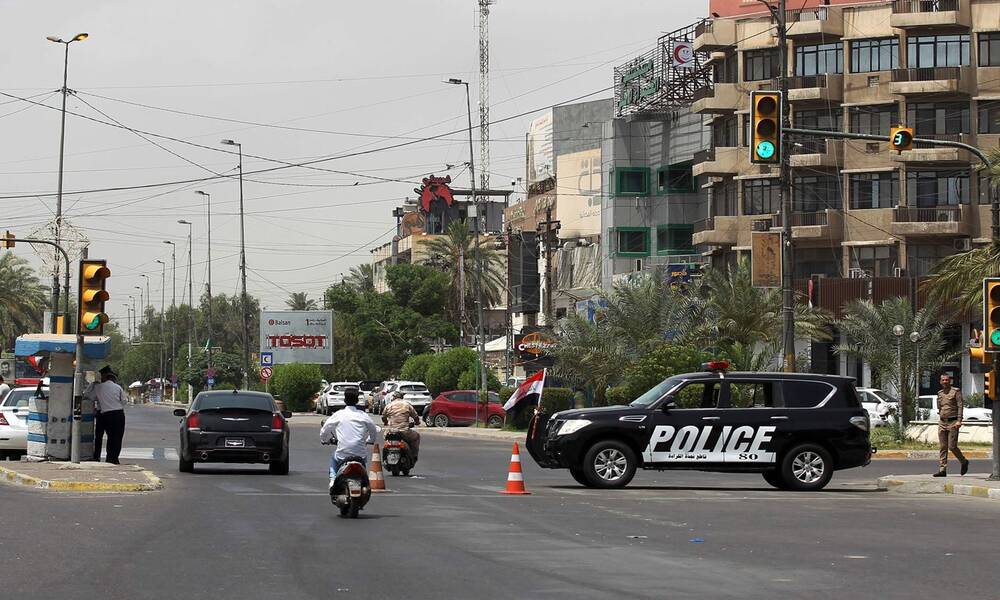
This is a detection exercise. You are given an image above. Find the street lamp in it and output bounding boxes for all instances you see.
[156,259,166,402]
[910,330,921,430]
[178,219,194,403]
[893,324,905,442]
[220,139,250,390]
[130,293,138,338]
[46,32,89,333]
[134,285,144,327]
[194,191,214,389]
[123,303,132,341]
[444,77,487,424]
[164,240,177,401]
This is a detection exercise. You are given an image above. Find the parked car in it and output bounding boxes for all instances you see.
[0,385,46,460]
[429,390,505,428]
[175,390,291,474]
[392,382,433,417]
[857,388,898,427]
[357,380,382,412]
[916,394,992,422]
[374,381,399,414]
[317,382,361,415]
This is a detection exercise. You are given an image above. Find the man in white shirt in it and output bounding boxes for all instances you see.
[0,376,10,401]
[84,365,127,464]
[319,388,378,484]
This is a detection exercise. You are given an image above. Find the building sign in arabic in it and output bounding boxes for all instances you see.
[259,310,334,364]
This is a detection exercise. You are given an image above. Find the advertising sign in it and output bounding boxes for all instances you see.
[555,148,602,237]
[527,112,554,184]
[671,41,695,68]
[751,231,782,288]
[515,328,557,366]
[259,310,334,365]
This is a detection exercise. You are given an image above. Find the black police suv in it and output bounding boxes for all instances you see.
[526,364,871,491]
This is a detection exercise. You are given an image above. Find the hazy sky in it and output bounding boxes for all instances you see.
[0,0,707,323]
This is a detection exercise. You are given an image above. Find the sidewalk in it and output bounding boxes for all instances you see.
[421,426,525,442]
[878,473,1000,501]
[873,449,992,460]
[0,461,163,492]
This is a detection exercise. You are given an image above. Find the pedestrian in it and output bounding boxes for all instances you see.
[0,375,10,401]
[933,373,969,477]
[85,365,127,464]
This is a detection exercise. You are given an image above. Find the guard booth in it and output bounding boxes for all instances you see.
[14,334,110,461]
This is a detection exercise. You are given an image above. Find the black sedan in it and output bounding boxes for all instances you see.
[174,390,291,474]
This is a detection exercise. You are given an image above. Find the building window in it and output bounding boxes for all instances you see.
[906,170,970,207]
[907,243,954,277]
[850,246,898,278]
[794,42,843,76]
[658,163,694,193]
[742,178,780,215]
[907,34,970,69]
[713,52,738,83]
[744,49,779,81]
[612,228,650,257]
[793,108,842,131]
[712,115,739,148]
[793,175,841,212]
[979,174,995,205]
[979,32,1000,67]
[978,100,1000,134]
[656,225,695,256]
[713,178,737,217]
[850,37,899,73]
[850,172,899,209]
[793,248,841,279]
[741,114,751,147]
[613,167,650,196]
[848,104,899,135]
[906,102,970,137]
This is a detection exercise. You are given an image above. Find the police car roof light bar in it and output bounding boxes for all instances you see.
[702,360,730,372]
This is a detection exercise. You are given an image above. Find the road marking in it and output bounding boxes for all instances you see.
[217,482,265,493]
[108,448,179,461]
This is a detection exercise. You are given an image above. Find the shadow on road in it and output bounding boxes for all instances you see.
[546,484,882,494]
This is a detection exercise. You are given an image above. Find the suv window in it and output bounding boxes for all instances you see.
[782,380,835,408]
[332,384,358,392]
[726,381,778,408]
[400,385,428,393]
[672,381,721,409]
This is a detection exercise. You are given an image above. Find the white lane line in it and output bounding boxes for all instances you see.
[277,482,321,493]
[217,482,264,493]
[110,448,179,461]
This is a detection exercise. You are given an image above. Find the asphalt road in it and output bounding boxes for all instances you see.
[2,404,999,600]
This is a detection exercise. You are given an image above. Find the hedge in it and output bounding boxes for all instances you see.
[606,386,632,406]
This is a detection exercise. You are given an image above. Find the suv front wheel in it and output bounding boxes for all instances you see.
[582,440,637,489]
[780,443,833,491]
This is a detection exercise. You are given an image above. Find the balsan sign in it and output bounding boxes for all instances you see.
[259,310,334,365]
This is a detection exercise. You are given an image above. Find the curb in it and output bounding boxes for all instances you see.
[0,465,163,492]
[422,428,526,442]
[872,450,992,460]
[877,476,1000,500]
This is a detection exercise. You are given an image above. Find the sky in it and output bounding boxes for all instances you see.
[0,0,708,324]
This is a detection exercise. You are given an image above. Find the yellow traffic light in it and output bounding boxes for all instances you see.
[750,91,782,165]
[986,278,1000,352]
[889,126,913,153]
[2,231,14,249]
[78,259,110,335]
[985,370,996,404]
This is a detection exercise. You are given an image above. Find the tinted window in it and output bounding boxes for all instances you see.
[673,381,722,409]
[781,380,834,408]
[726,381,778,408]
[488,391,500,404]
[917,396,934,410]
[195,393,275,411]
[631,376,685,407]
[332,384,358,392]
[400,385,428,393]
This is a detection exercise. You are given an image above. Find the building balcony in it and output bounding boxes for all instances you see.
[890,205,973,236]
[693,215,741,246]
[785,74,843,103]
[785,7,844,38]
[770,209,844,243]
[891,133,977,164]
[889,0,970,30]
[692,146,741,177]
[694,18,737,53]
[790,138,843,169]
[691,83,741,114]
[889,66,974,96]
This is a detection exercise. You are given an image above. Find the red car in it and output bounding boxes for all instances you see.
[429,390,505,428]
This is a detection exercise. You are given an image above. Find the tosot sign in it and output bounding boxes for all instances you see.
[259,310,334,365]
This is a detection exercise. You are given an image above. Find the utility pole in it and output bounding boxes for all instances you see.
[777,0,795,372]
[156,259,165,402]
[164,240,176,400]
[505,223,513,382]
[221,139,250,390]
[458,245,466,342]
[537,207,560,321]
[195,191,214,390]
[179,220,193,403]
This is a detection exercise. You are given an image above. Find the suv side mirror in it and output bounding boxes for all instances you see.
[172,408,186,417]
[661,398,676,412]
[281,410,293,419]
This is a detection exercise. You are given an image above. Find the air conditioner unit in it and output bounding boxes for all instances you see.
[848,268,870,279]
[893,267,906,277]
[935,210,953,222]
[954,238,972,251]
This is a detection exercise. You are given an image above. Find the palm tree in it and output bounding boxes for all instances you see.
[285,292,317,311]
[0,252,47,349]
[551,312,626,406]
[344,263,375,294]
[423,220,505,330]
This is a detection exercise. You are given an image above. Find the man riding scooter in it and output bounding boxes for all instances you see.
[320,388,379,486]
[382,391,421,467]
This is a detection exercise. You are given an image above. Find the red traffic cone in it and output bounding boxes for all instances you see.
[500,442,531,495]
[369,444,387,492]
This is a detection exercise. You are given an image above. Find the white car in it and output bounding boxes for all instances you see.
[857,388,898,427]
[318,382,360,416]
[390,381,433,417]
[1,386,47,459]
[916,394,992,422]
[375,381,399,414]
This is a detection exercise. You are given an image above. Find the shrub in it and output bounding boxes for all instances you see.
[606,386,632,406]
[269,364,323,412]
[400,353,436,383]
[622,342,712,400]
[425,347,478,394]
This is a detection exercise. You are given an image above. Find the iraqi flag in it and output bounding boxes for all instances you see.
[504,369,546,412]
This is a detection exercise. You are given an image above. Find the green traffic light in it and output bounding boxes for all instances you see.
[755,140,775,160]
[991,329,1000,347]
[84,315,102,330]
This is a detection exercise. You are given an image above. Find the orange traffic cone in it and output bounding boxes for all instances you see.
[369,444,387,492]
[500,442,531,495]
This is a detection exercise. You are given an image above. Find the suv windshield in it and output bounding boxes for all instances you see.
[195,393,275,412]
[400,385,428,393]
[630,376,685,408]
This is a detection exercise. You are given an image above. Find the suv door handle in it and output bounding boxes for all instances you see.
[770,416,789,420]
[701,416,721,421]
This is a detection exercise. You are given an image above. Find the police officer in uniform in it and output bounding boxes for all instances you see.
[934,373,969,477]
[85,365,128,464]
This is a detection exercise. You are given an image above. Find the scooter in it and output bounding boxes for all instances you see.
[322,439,372,518]
[382,431,415,477]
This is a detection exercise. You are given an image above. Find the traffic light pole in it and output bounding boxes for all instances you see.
[992,360,999,480]
[777,0,795,373]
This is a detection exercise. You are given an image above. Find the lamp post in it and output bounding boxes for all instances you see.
[194,191,214,390]
[123,303,132,341]
[910,330,921,430]
[220,139,250,390]
[130,293,138,338]
[894,324,905,442]
[156,259,166,402]
[444,77,487,425]
[163,240,177,400]
[134,286,144,329]
[46,32,88,333]
[178,219,194,402]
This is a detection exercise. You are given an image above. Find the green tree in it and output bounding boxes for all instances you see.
[425,347,478,394]
[423,220,505,331]
[400,352,436,382]
[285,292,317,311]
[270,363,323,411]
[457,362,500,391]
[344,263,375,293]
[620,342,714,400]
[551,312,626,406]
[0,252,47,349]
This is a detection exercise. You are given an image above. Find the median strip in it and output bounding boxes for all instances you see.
[0,462,163,493]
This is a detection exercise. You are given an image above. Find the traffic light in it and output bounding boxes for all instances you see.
[78,259,110,335]
[750,91,782,165]
[2,231,14,249]
[986,369,996,405]
[985,278,1000,352]
[889,126,913,153]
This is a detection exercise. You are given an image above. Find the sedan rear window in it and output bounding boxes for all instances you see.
[3,388,42,408]
[195,393,275,412]
[332,385,358,392]
[400,385,428,393]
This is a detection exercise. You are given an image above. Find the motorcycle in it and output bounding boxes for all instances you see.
[322,438,372,519]
[382,431,414,477]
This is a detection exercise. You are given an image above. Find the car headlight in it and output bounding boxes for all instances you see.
[556,419,591,436]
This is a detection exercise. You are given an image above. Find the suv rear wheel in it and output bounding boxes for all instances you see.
[780,443,833,491]
[582,440,637,489]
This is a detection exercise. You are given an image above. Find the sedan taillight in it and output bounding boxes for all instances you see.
[271,413,284,431]
[0,412,9,426]
[186,412,200,430]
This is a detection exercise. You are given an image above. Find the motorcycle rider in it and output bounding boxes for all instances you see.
[382,390,421,465]
[319,388,379,486]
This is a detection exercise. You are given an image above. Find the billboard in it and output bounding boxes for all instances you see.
[526,111,554,184]
[555,148,602,237]
[751,232,782,288]
[259,310,334,365]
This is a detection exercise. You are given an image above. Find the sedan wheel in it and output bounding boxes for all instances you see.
[433,413,450,428]
[486,415,503,428]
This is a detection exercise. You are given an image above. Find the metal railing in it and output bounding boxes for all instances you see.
[693,148,715,164]
[695,20,713,37]
[785,74,831,90]
[692,85,715,102]
[893,206,961,222]
[693,217,715,233]
[891,66,961,82]
[786,7,832,22]
[773,211,829,227]
[892,0,959,14]
[751,217,775,232]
